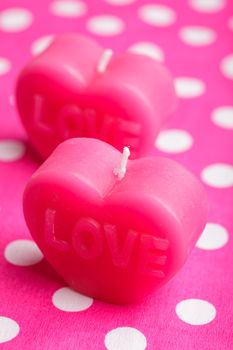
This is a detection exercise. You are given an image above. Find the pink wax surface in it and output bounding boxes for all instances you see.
[0,0,233,349]
[23,138,207,304]
[16,33,176,159]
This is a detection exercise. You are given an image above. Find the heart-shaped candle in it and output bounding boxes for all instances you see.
[16,34,176,159]
[23,138,207,304]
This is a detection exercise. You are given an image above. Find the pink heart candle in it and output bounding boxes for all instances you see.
[23,138,207,304]
[16,34,176,159]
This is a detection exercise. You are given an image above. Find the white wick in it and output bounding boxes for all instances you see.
[114,147,130,180]
[97,49,113,73]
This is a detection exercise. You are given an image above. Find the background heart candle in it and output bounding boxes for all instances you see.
[23,138,207,304]
[16,33,176,160]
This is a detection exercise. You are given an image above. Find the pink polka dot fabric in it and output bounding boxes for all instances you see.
[0,0,233,349]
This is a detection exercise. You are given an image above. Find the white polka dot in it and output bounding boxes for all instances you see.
[31,35,54,56]
[174,77,205,98]
[201,163,233,188]
[4,239,43,266]
[220,54,233,80]
[176,299,216,325]
[229,17,233,31]
[0,317,19,343]
[0,8,33,32]
[52,287,93,312]
[211,106,233,129]
[196,223,229,250]
[128,42,164,62]
[104,0,136,5]
[87,15,124,36]
[0,140,26,162]
[155,129,193,153]
[0,58,11,75]
[138,4,176,27]
[105,327,147,350]
[50,0,87,17]
[190,0,226,13]
[179,26,216,46]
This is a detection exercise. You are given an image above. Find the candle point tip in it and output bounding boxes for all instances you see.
[114,147,130,181]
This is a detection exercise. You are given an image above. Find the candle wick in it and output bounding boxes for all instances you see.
[114,147,130,180]
[97,49,113,73]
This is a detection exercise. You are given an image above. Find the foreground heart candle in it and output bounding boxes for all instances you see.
[23,138,207,304]
[16,33,176,159]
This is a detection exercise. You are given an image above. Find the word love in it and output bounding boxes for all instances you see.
[16,33,176,159]
[45,209,169,278]
[23,138,207,303]
[34,94,141,157]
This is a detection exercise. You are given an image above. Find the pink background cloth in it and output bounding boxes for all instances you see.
[0,0,233,349]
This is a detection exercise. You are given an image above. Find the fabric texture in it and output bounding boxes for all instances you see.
[0,0,233,349]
